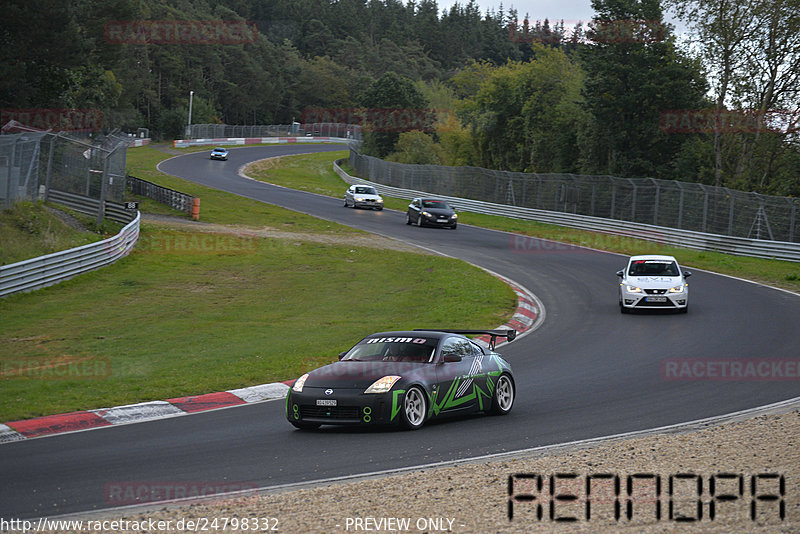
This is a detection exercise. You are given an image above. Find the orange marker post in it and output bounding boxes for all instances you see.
[192,198,200,220]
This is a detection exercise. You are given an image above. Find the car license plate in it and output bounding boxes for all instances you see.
[316,399,337,406]
[437,218,448,223]
[646,296,667,303]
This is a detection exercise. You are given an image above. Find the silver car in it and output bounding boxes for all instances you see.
[617,255,692,313]
[210,147,228,160]
[344,185,383,210]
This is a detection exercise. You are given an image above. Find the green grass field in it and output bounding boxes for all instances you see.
[0,145,515,422]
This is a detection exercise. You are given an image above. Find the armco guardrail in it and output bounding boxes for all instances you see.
[0,212,140,297]
[128,175,196,216]
[173,136,354,148]
[334,160,800,262]
[48,189,137,224]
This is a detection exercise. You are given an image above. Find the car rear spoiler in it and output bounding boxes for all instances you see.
[415,329,517,350]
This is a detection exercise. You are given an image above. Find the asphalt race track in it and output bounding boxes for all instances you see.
[2,144,799,520]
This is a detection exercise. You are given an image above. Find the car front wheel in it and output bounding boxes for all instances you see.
[405,213,412,225]
[400,386,427,430]
[490,374,515,415]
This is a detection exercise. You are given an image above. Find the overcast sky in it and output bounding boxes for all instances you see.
[436,0,597,24]
[433,0,688,36]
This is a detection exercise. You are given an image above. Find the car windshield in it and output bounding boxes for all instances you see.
[213,148,226,152]
[354,186,377,195]
[628,259,679,276]
[341,336,437,363]
[421,199,450,209]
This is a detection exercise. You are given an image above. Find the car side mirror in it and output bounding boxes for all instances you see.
[443,354,462,363]
[338,351,347,360]
[616,270,624,277]
[683,271,692,278]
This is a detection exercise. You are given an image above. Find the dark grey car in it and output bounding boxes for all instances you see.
[406,197,458,229]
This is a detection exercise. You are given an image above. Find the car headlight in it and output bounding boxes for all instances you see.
[669,284,685,293]
[377,198,383,202]
[355,197,364,202]
[421,211,432,218]
[364,376,401,394]
[626,285,642,293]
[292,373,309,392]
[451,213,458,218]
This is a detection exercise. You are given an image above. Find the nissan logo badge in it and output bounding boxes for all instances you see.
[325,389,333,395]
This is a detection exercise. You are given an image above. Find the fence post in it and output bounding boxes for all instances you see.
[699,184,709,233]
[96,150,111,225]
[725,188,734,235]
[676,181,685,229]
[650,178,660,225]
[44,134,57,202]
[788,198,796,242]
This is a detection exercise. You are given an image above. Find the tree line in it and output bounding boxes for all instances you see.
[1,0,797,195]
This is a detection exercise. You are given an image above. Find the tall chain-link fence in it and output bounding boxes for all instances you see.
[186,123,361,140]
[1,131,128,219]
[350,150,800,243]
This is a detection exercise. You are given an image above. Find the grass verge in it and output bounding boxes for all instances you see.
[248,154,800,293]
[0,202,103,265]
[0,146,516,422]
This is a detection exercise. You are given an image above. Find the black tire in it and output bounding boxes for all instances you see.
[376,207,383,211]
[451,223,457,229]
[679,306,688,314]
[399,386,427,430]
[290,421,321,430]
[343,198,348,207]
[405,213,412,225]
[416,215,423,227]
[490,374,515,415]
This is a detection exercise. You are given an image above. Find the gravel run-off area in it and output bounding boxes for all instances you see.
[46,405,799,534]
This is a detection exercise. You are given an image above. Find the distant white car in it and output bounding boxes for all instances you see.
[210,147,228,160]
[344,185,383,210]
[617,255,691,313]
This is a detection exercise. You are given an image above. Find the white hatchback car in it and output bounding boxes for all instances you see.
[344,185,383,210]
[617,255,692,313]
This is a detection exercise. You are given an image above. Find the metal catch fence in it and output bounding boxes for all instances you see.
[349,150,800,243]
[0,131,129,223]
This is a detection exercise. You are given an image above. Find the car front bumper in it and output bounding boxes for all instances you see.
[620,288,688,309]
[353,200,383,209]
[421,215,457,227]
[286,387,406,426]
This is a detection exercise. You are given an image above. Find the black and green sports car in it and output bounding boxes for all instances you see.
[286,329,516,430]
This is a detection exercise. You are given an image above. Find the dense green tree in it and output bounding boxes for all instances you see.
[576,0,708,178]
[358,72,429,157]
[388,130,445,164]
[459,44,587,172]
